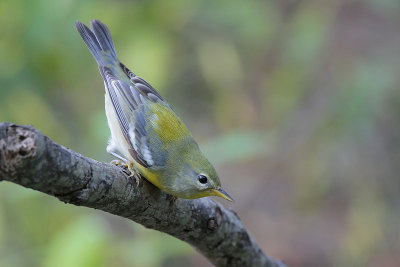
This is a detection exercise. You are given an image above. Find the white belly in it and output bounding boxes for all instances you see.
[104,88,132,161]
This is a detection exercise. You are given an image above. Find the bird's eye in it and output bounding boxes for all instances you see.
[198,174,208,184]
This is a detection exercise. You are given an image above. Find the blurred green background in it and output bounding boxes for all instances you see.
[1,0,400,266]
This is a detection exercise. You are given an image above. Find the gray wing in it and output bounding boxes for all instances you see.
[77,20,166,168]
[100,66,166,168]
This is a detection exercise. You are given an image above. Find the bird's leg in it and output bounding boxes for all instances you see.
[107,144,128,166]
[107,147,139,184]
[108,151,128,166]
[128,162,141,186]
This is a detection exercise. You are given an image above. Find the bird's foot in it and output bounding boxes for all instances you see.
[127,162,141,186]
[110,159,128,167]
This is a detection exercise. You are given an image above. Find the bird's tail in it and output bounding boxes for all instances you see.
[75,20,119,66]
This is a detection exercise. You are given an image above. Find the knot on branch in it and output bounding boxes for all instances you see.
[0,124,37,176]
[208,206,223,230]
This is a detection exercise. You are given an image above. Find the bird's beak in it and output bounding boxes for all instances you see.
[211,188,234,202]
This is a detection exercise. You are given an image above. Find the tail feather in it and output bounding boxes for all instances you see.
[90,20,118,60]
[75,20,118,65]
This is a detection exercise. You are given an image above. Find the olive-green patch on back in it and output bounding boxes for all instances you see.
[148,103,191,144]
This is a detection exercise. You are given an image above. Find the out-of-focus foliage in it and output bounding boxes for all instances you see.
[1,0,400,266]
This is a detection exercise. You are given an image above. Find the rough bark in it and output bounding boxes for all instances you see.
[0,122,285,267]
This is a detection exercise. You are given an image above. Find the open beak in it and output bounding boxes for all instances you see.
[211,188,234,202]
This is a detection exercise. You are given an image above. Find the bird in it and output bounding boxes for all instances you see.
[75,20,233,201]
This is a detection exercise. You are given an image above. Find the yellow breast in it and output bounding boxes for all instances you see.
[135,163,163,189]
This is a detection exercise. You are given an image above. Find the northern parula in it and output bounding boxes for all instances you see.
[76,20,233,201]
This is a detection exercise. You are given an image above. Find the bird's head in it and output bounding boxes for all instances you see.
[168,142,233,201]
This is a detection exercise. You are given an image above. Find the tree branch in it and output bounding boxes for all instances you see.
[0,122,285,267]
